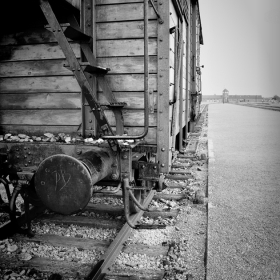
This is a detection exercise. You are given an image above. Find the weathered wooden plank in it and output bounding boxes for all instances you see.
[86,203,123,215]
[0,93,81,109]
[99,74,157,92]
[97,39,157,57]
[144,209,179,219]
[123,244,168,257]
[0,28,57,46]
[154,193,186,201]
[0,110,81,125]
[0,125,80,136]
[13,234,110,250]
[0,124,157,143]
[97,91,157,109]
[97,56,157,74]
[0,255,92,278]
[96,0,144,4]
[0,43,80,62]
[104,109,157,126]
[0,76,80,93]
[105,269,165,280]
[96,20,157,40]
[0,60,72,77]
[39,214,123,229]
[165,174,193,180]
[96,3,157,22]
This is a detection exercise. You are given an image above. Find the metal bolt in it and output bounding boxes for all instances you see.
[160,110,163,113]
[161,148,165,151]
[123,155,128,159]
[161,164,165,167]
[24,147,27,150]
[153,166,157,169]
[89,119,92,123]
[41,181,45,185]
[160,75,163,78]
[24,155,27,158]
[25,164,28,167]
[160,39,163,42]
[28,161,31,164]
[141,165,145,169]
[28,152,31,155]
[111,174,118,180]
[17,156,19,159]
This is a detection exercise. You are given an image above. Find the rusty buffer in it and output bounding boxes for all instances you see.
[34,147,116,214]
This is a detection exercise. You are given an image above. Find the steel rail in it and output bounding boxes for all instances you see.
[102,0,149,140]
[88,189,156,280]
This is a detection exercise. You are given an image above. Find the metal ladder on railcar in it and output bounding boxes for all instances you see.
[39,0,151,151]
[39,0,127,152]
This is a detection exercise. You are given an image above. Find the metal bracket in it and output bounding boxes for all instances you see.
[149,0,164,24]
[138,162,160,181]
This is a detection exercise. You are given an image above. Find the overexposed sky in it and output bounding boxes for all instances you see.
[199,0,280,97]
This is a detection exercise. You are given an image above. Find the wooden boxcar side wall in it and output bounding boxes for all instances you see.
[0,3,83,137]
[95,0,158,144]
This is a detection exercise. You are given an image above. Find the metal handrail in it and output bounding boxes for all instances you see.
[102,0,149,140]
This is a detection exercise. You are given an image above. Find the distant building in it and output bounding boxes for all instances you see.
[202,93,263,103]
[222,89,229,103]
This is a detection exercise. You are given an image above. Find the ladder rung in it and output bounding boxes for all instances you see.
[107,102,127,108]
[63,62,110,75]
[45,23,91,42]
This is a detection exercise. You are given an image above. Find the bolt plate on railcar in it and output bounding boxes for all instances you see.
[34,154,92,215]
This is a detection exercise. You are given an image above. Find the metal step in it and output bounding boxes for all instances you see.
[45,23,91,42]
[63,61,110,75]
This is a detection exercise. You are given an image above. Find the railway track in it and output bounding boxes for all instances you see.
[0,108,209,280]
[0,186,186,280]
[0,189,164,280]
[236,103,280,112]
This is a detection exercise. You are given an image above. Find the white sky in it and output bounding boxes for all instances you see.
[199,0,280,97]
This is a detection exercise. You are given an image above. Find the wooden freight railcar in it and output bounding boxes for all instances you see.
[0,0,203,230]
